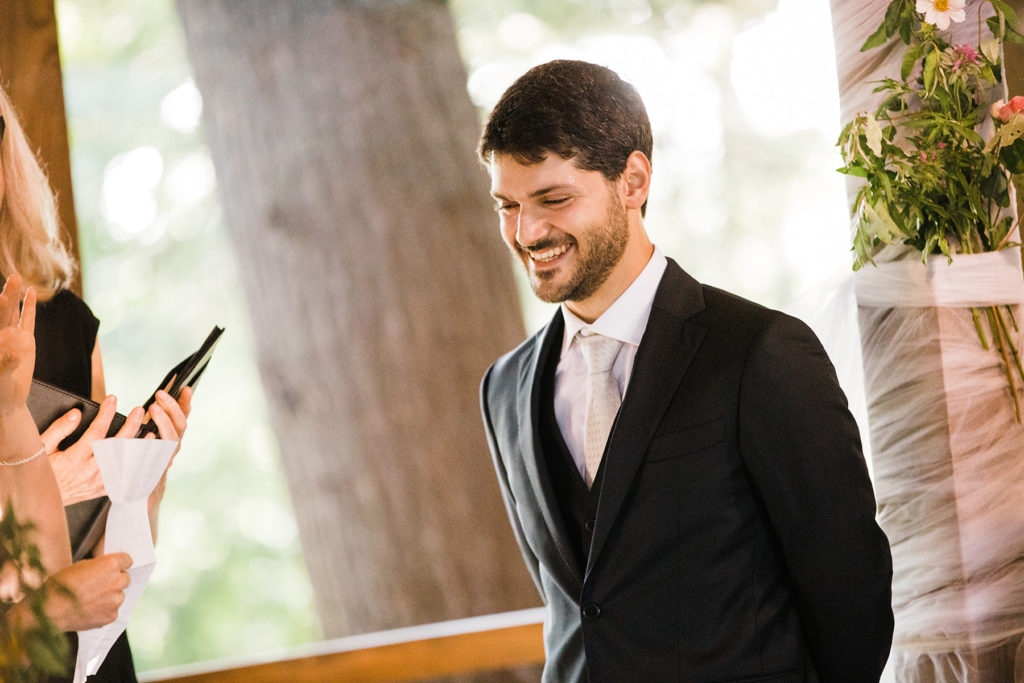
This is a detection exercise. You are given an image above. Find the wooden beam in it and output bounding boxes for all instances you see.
[139,608,545,683]
[0,0,81,293]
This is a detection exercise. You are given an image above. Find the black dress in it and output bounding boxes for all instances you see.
[35,289,138,683]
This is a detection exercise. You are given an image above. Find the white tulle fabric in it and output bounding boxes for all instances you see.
[828,1,1024,680]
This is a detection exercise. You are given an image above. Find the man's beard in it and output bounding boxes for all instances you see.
[516,195,629,304]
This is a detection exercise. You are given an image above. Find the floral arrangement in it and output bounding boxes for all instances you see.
[837,0,1024,420]
[0,505,70,682]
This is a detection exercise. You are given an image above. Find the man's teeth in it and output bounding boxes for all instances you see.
[530,244,569,261]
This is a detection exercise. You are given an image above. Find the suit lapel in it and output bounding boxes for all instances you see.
[516,310,585,590]
[586,260,707,577]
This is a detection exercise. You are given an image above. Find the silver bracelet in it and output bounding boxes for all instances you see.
[0,445,47,467]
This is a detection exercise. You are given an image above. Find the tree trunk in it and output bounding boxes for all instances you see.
[175,0,537,644]
[0,0,81,294]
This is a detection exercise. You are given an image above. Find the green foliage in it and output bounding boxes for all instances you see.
[861,0,919,51]
[837,2,1023,268]
[837,0,1024,421]
[0,506,70,682]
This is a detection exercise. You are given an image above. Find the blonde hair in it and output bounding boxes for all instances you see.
[0,83,75,300]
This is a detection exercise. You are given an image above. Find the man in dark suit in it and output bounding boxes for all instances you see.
[478,60,893,682]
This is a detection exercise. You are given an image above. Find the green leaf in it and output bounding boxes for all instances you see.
[861,22,891,51]
[863,201,903,244]
[1000,136,1024,173]
[1004,111,1024,137]
[838,164,870,178]
[991,0,1019,29]
[977,61,998,85]
[987,13,1024,44]
[979,167,1007,201]
[987,15,1003,39]
[923,48,938,94]
[981,37,1001,65]
[1006,22,1024,45]
[864,113,884,155]
[861,0,909,50]
[901,42,924,80]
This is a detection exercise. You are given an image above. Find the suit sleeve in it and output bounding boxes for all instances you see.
[738,313,893,681]
[480,364,547,603]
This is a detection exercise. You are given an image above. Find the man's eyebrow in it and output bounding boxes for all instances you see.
[491,185,574,201]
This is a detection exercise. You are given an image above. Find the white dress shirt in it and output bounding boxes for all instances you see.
[554,247,668,480]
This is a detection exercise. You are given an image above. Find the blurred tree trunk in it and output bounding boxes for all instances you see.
[0,0,81,293]
[175,0,537,658]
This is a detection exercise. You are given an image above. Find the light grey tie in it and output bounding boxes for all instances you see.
[577,331,624,488]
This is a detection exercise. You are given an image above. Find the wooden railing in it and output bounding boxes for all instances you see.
[139,607,545,683]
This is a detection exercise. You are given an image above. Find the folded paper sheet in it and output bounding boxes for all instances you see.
[73,438,178,683]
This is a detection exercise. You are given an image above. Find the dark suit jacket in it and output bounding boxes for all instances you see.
[480,259,893,682]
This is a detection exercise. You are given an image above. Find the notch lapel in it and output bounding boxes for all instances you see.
[586,260,707,577]
[515,311,584,592]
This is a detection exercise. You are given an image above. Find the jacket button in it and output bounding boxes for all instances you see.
[584,518,595,532]
[582,603,601,620]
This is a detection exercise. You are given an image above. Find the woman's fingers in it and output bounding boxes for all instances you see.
[150,390,187,438]
[115,406,146,438]
[146,402,179,443]
[0,273,21,327]
[40,408,82,452]
[19,286,36,334]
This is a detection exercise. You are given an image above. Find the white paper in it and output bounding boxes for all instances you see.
[73,438,177,683]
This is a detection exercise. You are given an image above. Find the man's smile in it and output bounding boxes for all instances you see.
[528,243,571,263]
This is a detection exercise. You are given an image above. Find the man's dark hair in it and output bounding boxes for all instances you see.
[479,59,653,186]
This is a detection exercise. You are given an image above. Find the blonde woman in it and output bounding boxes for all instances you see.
[1,83,189,682]
[0,272,135,641]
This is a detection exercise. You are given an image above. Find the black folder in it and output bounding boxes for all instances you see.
[26,325,224,561]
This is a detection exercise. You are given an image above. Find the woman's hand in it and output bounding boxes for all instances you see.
[0,273,36,415]
[6,553,134,632]
[42,399,145,506]
[145,387,191,541]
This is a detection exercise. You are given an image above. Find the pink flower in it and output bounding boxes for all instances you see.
[951,44,980,71]
[994,96,1024,123]
[992,99,1006,120]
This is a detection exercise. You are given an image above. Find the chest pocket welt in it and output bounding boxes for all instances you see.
[646,418,725,462]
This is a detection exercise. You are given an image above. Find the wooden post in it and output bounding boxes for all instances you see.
[0,0,81,293]
[175,0,538,654]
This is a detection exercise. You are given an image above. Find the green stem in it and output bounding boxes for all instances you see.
[973,307,990,349]
[1005,304,1019,332]
[995,306,1024,381]
[987,306,1023,423]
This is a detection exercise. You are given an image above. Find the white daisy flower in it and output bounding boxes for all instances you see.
[916,0,967,30]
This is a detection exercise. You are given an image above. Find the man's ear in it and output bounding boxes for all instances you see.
[620,150,651,212]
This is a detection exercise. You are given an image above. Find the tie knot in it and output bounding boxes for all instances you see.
[576,332,623,374]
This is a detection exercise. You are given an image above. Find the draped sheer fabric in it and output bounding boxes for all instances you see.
[827,1,1024,680]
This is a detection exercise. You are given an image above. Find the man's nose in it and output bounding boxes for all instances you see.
[516,207,546,247]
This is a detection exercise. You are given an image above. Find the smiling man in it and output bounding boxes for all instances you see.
[478,60,894,682]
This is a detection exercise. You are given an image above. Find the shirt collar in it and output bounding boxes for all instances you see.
[561,246,668,355]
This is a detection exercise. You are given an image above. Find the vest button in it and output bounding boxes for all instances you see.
[582,603,601,621]
[584,518,595,532]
